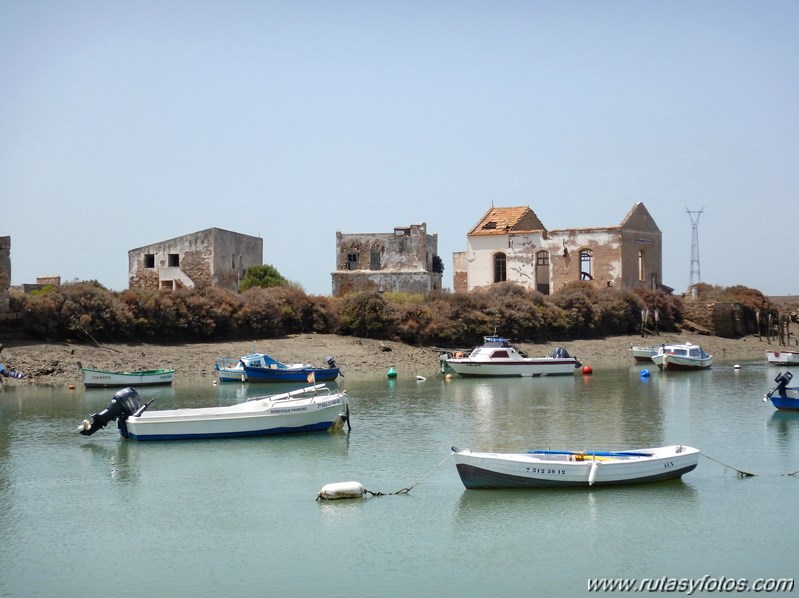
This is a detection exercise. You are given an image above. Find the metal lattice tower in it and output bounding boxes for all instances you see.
[686,207,704,289]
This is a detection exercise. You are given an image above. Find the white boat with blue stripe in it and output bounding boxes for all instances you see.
[78,384,350,441]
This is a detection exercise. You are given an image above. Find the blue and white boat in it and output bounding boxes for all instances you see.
[78,384,350,441]
[764,371,799,411]
[242,355,340,383]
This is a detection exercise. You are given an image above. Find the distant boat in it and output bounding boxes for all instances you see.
[242,354,340,383]
[651,343,712,371]
[214,352,282,382]
[440,337,581,377]
[451,444,700,489]
[81,367,175,387]
[629,344,657,363]
[764,371,799,411]
[78,383,350,441]
[765,349,799,367]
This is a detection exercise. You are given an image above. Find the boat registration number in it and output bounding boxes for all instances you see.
[526,467,566,475]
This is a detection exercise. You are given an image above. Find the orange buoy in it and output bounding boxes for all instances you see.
[68,384,76,390]
[582,365,593,375]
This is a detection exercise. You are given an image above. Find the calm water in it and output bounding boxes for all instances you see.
[1,360,797,597]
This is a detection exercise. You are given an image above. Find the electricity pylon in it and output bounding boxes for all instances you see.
[686,207,704,292]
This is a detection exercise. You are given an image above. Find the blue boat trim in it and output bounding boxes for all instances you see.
[125,421,337,441]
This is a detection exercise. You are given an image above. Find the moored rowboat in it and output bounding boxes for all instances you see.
[451,444,700,489]
[81,367,176,387]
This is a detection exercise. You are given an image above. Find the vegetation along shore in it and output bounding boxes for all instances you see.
[1,278,795,385]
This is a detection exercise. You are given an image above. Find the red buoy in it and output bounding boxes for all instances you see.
[582,365,593,375]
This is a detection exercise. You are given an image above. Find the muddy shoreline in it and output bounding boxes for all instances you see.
[1,330,790,386]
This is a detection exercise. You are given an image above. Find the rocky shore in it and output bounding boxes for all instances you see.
[0,330,791,386]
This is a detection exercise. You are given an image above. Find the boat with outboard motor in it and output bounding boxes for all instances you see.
[451,444,700,489]
[78,383,350,441]
[440,336,581,377]
[764,371,799,411]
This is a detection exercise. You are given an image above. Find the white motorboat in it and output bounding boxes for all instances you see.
[440,337,581,377]
[765,349,799,367]
[78,384,350,441]
[651,342,712,371]
[451,444,700,489]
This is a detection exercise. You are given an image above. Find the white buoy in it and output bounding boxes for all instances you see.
[416,375,426,381]
[317,481,366,500]
[733,364,741,369]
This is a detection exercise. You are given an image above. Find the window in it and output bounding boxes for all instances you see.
[579,249,593,280]
[535,250,550,295]
[638,250,645,281]
[370,251,381,270]
[347,253,358,270]
[494,252,507,283]
[144,254,155,268]
[168,253,180,267]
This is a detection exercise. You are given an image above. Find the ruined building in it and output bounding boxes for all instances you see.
[452,203,662,294]
[128,228,263,292]
[332,223,443,296]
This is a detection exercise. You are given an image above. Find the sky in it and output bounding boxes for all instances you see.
[2,1,797,297]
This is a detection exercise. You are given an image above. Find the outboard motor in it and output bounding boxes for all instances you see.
[549,347,571,359]
[775,371,793,398]
[79,387,142,437]
[325,356,337,369]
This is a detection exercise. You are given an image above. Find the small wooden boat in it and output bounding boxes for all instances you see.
[765,350,799,367]
[451,444,699,489]
[440,337,581,377]
[78,383,350,441]
[651,342,712,371]
[764,371,799,411]
[81,367,175,387]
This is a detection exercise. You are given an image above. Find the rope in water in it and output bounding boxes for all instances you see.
[700,453,756,478]
[364,453,453,497]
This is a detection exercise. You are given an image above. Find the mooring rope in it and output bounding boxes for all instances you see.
[364,453,453,497]
[700,453,756,478]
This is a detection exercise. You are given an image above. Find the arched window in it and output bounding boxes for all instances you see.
[638,249,645,281]
[494,252,507,283]
[579,249,593,280]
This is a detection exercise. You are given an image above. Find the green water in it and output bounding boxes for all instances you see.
[1,362,797,596]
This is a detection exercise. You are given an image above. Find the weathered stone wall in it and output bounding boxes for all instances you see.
[333,223,440,296]
[128,228,262,293]
[0,236,10,313]
[681,301,748,338]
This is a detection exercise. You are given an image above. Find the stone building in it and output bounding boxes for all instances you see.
[0,236,10,313]
[452,203,662,294]
[128,228,263,292]
[332,223,443,296]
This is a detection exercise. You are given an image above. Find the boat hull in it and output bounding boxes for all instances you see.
[651,355,712,371]
[242,366,340,383]
[766,350,799,366]
[769,386,799,411]
[122,389,348,441]
[443,359,578,377]
[452,445,699,489]
[82,369,176,387]
[630,346,656,363]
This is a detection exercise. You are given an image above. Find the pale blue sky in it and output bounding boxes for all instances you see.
[2,1,796,297]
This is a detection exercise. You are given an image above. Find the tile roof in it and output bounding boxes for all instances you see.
[468,206,545,235]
